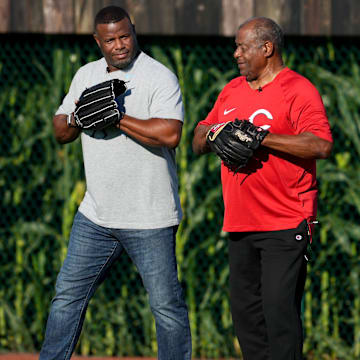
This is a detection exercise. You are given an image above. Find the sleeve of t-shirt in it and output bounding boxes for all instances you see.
[149,70,184,122]
[289,80,333,142]
[197,91,223,127]
[55,68,84,116]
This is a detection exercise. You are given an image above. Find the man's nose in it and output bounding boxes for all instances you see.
[114,38,124,49]
[233,48,242,59]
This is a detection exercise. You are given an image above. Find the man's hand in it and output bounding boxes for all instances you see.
[74,79,126,131]
[206,119,269,171]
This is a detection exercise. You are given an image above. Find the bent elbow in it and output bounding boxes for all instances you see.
[318,140,333,159]
[55,135,70,144]
[54,128,80,144]
[165,132,181,149]
[53,128,68,144]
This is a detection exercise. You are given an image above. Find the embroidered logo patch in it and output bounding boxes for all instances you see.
[224,108,236,115]
[234,130,252,142]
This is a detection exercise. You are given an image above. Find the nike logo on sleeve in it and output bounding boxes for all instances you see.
[224,108,236,115]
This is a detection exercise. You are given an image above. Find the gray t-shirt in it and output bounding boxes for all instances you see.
[56,52,183,229]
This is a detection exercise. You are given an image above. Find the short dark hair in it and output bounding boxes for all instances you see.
[94,6,132,31]
[240,17,284,53]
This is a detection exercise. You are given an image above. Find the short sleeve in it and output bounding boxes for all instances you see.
[149,71,184,122]
[55,68,83,116]
[289,80,333,142]
[197,91,223,127]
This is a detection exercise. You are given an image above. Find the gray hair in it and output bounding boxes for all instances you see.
[239,17,284,53]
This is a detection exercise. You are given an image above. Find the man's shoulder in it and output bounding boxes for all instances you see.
[137,52,178,81]
[277,67,322,102]
[219,76,245,96]
[280,68,317,91]
[276,68,325,114]
[227,76,246,88]
[75,58,106,77]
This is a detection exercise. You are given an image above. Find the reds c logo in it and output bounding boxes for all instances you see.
[248,109,273,130]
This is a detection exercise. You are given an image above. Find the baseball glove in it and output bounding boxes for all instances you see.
[74,79,127,131]
[206,118,269,170]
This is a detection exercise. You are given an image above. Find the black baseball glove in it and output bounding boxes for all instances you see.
[74,79,127,131]
[206,118,269,171]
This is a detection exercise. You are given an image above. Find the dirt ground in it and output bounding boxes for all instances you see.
[0,355,155,360]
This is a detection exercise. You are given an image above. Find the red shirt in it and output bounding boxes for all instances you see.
[198,68,333,232]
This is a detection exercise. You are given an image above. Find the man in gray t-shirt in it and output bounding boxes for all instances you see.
[39,6,191,360]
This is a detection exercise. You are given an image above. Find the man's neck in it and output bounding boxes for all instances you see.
[248,62,285,90]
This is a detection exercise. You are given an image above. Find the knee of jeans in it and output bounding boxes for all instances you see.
[149,297,188,331]
[148,285,185,313]
[52,275,89,310]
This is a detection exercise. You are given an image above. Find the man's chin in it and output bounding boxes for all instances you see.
[244,73,256,82]
[112,60,132,70]
[107,50,139,71]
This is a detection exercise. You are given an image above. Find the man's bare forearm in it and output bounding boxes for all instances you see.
[192,124,212,155]
[53,114,81,144]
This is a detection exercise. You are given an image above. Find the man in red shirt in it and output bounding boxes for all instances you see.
[192,17,333,360]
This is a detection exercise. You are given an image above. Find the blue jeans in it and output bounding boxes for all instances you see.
[39,211,191,360]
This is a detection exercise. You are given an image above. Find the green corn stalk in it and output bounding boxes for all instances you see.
[61,179,85,262]
[31,251,48,343]
[351,242,360,358]
[329,275,340,360]
[320,236,330,337]
[330,277,339,342]
[2,40,360,358]
[301,58,360,358]
[0,47,86,353]
[149,44,236,357]
[79,309,92,355]
[0,291,6,347]
[104,322,115,356]
[14,234,25,347]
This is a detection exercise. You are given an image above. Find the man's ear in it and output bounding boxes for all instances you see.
[93,33,100,48]
[263,41,274,57]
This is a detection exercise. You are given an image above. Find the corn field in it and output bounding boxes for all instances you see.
[0,35,360,359]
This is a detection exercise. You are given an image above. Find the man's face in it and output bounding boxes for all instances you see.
[233,24,266,82]
[94,18,138,71]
